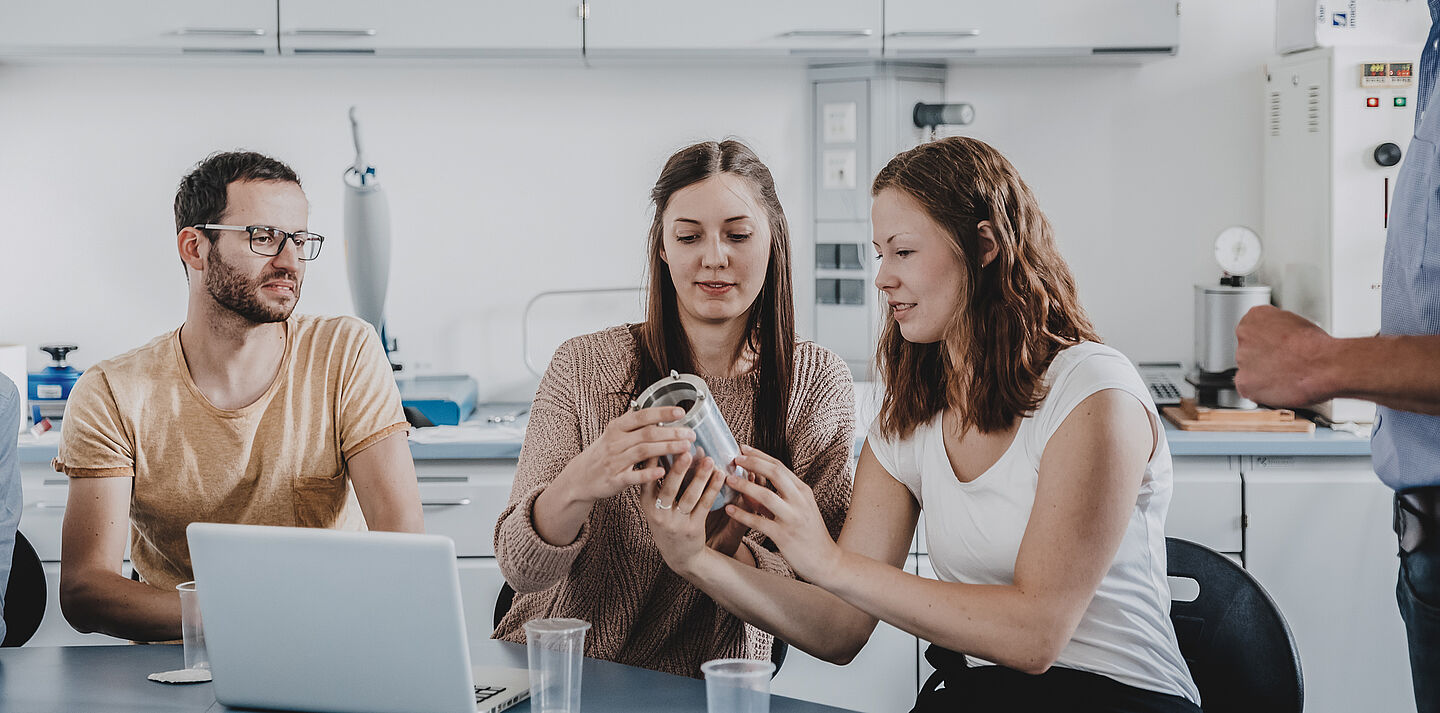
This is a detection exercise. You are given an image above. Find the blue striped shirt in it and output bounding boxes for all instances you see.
[1373,1,1440,490]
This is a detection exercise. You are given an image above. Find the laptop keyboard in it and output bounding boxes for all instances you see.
[475,686,507,703]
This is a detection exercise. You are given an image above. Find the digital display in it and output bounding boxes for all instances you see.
[1361,62,1416,88]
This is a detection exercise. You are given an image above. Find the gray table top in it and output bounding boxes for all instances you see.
[0,642,857,713]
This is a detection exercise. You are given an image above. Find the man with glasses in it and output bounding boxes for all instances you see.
[54,151,424,642]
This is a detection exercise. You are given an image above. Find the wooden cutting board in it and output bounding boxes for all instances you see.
[1162,398,1316,433]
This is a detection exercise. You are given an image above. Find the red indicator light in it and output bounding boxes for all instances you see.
[1367,97,1380,107]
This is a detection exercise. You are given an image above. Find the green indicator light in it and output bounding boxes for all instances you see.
[1395,97,1408,107]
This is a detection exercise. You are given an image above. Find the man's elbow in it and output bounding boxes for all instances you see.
[59,572,106,634]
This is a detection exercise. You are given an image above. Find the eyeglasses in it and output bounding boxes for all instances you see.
[194,224,326,261]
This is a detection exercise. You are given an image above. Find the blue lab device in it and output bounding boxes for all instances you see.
[29,344,81,424]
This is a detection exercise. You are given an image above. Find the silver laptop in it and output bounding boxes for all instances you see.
[187,523,531,713]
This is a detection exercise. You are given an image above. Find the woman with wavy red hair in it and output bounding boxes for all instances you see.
[646,137,1201,711]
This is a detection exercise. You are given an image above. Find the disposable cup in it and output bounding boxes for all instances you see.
[525,618,591,713]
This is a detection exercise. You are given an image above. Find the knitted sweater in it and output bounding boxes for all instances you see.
[492,324,855,678]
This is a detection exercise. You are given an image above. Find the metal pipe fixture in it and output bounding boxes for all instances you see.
[631,371,743,512]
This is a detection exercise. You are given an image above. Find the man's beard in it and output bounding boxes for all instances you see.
[204,246,299,324]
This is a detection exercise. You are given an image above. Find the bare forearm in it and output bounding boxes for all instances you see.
[679,548,875,663]
[364,502,425,533]
[1324,335,1440,415]
[818,551,1066,674]
[532,481,594,547]
[347,434,425,533]
[60,571,182,641]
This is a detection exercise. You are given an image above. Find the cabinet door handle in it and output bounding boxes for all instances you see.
[175,27,268,37]
[886,30,981,38]
[781,29,874,38]
[422,498,473,508]
[286,28,378,37]
[31,501,66,510]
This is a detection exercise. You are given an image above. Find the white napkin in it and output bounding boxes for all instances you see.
[407,422,526,444]
[148,668,212,684]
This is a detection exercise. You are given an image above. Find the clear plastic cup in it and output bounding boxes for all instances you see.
[176,581,209,671]
[702,658,773,713]
[525,618,591,713]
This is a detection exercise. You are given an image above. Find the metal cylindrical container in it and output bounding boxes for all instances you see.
[632,371,742,512]
[1193,284,1272,374]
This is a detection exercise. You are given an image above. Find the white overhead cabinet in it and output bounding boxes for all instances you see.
[584,0,882,58]
[883,0,1179,59]
[0,0,277,55]
[278,0,582,57]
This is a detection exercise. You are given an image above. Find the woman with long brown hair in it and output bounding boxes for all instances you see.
[646,136,1201,711]
[491,139,854,677]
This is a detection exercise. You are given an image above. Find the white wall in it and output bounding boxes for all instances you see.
[0,0,1274,401]
[0,60,811,400]
[942,1,1276,364]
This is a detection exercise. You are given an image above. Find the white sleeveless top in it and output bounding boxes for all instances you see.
[869,342,1200,703]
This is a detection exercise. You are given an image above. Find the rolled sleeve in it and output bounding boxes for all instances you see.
[54,368,135,479]
[337,320,408,461]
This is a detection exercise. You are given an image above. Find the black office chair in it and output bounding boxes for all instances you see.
[3,531,47,647]
[493,582,789,676]
[1166,537,1303,713]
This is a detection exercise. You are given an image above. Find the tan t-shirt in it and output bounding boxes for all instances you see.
[54,314,408,591]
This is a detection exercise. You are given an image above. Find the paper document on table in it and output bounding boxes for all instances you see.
[407,422,526,444]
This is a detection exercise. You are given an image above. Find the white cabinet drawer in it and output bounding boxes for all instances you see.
[418,481,511,557]
[1169,457,1243,554]
[416,460,518,557]
[457,557,507,650]
[0,0,277,55]
[585,0,881,57]
[883,0,1177,57]
[278,0,581,56]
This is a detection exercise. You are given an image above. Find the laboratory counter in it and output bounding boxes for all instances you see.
[16,401,1372,464]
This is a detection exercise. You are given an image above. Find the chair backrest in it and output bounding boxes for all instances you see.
[1166,537,1303,713]
[3,531,47,647]
[492,581,789,676]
